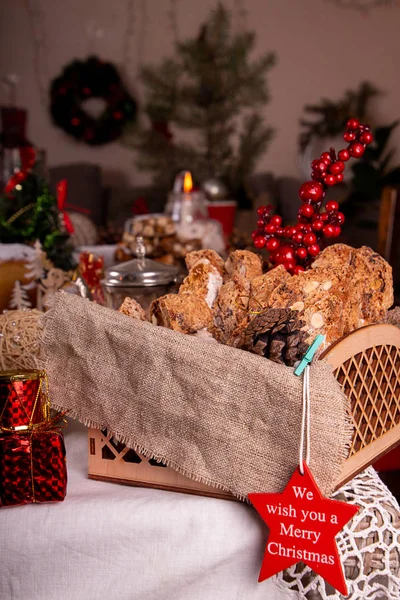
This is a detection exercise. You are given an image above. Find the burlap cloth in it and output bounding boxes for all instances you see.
[41,293,353,500]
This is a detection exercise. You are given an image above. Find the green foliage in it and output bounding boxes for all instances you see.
[343,121,400,220]
[299,82,379,152]
[124,3,276,200]
[0,174,75,270]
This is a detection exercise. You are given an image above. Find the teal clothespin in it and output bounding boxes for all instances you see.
[294,334,325,377]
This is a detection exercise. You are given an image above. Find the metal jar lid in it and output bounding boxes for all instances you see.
[102,236,178,288]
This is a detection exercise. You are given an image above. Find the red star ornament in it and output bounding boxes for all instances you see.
[248,462,359,596]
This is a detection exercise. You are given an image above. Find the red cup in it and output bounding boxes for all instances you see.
[206,201,237,237]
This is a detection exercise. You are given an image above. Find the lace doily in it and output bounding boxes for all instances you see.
[275,467,400,599]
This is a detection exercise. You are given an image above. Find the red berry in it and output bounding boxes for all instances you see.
[336,212,345,224]
[348,142,364,158]
[324,174,337,187]
[257,206,267,216]
[320,152,332,163]
[294,265,306,275]
[311,159,320,169]
[266,237,280,251]
[329,161,345,175]
[270,215,282,226]
[257,219,264,228]
[303,224,312,233]
[334,226,341,237]
[299,204,314,218]
[322,224,336,238]
[274,245,296,265]
[265,223,276,234]
[307,244,320,257]
[344,131,356,142]
[252,230,261,239]
[293,231,304,243]
[254,236,266,249]
[312,219,324,232]
[296,247,308,259]
[338,149,350,162]
[299,181,324,203]
[284,261,296,273]
[336,173,344,183]
[311,170,323,181]
[346,118,359,130]
[303,232,317,246]
[285,226,296,237]
[321,212,329,221]
[315,161,329,173]
[275,227,284,237]
[326,200,339,212]
[360,131,373,144]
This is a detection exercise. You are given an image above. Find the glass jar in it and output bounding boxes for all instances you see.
[101,238,178,314]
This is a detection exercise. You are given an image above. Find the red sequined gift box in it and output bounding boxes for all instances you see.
[0,429,67,507]
[0,370,49,431]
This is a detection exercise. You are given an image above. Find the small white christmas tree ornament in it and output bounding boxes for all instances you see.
[9,280,32,310]
[25,240,46,287]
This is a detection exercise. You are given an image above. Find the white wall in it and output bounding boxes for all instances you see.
[1,0,400,188]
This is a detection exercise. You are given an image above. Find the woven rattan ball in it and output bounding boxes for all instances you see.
[68,212,98,247]
[0,308,44,370]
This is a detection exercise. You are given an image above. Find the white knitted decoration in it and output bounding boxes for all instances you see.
[275,467,400,599]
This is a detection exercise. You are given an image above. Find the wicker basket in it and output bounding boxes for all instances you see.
[88,323,400,497]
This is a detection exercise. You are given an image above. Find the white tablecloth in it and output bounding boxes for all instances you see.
[0,419,296,600]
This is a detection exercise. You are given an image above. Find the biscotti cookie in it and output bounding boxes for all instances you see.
[150,293,213,334]
[353,246,393,322]
[249,265,290,314]
[225,250,263,281]
[212,276,250,345]
[118,297,147,321]
[179,263,223,308]
[185,249,225,276]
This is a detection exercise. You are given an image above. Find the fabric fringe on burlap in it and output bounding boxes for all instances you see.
[40,293,353,501]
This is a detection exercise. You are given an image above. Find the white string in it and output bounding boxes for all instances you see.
[299,365,311,475]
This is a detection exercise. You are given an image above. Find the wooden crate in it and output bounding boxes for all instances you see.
[88,323,400,498]
[88,428,233,500]
[321,323,400,489]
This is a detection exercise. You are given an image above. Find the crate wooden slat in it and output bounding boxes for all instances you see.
[88,428,234,500]
[88,323,400,498]
[321,323,400,489]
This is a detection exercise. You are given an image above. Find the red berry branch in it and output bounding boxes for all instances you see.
[252,119,373,274]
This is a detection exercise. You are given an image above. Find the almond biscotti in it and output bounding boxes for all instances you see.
[211,275,251,345]
[150,293,213,334]
[179,263,223,308]
[185,249,225,277]
[118,297,148,321]
[224,250,263,281]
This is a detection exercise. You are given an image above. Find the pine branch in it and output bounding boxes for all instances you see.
[124,3,275,201]
[298,81,380,152]
[228,113,274,192]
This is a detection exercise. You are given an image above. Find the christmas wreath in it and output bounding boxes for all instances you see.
[49,56,137,146]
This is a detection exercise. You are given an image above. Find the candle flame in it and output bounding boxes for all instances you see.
[183,171,193,193]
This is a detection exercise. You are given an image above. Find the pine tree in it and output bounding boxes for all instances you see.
[9,280,32,310]
[124,3,276,206]
[0,173,75,270]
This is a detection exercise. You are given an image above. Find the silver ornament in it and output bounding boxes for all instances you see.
[201,178,229,201]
